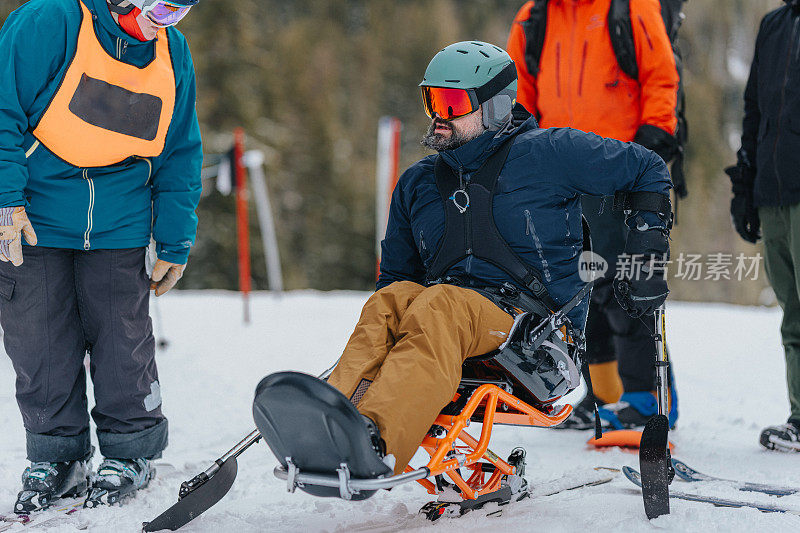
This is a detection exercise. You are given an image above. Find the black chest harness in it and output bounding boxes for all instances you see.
[426,134,590,313]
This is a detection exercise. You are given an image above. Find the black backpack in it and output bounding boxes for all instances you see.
[521,0,688,198]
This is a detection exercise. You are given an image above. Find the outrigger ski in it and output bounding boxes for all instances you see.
[624,466,800,516]
[671,458,800,497]
[637,306,674,520]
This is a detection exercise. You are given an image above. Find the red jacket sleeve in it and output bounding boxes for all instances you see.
[630,0,679,134]
[506,2,540,118]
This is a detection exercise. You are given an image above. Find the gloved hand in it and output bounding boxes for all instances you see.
[150,259,186,296]
[0,206,38,266]
[613,229,669,318]
[633,124,679,164]
[726,165,760,244]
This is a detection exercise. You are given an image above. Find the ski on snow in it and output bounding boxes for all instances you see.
[624,466,800,516]
[344,467,619,531]
[528,467,618,498]
[0,498,85,531]
[671,458,800,497]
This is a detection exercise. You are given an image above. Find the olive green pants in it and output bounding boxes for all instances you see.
[760,205,800,423]
[328,281,514,473]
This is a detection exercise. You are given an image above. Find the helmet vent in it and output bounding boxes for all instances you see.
[445,80,461,83]
[457,50,468,54]
[479,51,490,58]
[475,66,480,73]
[471,42,484,46]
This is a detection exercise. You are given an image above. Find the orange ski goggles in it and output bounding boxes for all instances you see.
[420,87,480,121]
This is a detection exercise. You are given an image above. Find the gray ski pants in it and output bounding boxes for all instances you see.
[0,246,167,462]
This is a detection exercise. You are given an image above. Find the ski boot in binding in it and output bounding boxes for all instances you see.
[760,420,800,452]
[15,457,91,514]
[84,458,154,508]
[598,391,678,430]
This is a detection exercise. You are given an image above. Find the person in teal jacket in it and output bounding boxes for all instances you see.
[0,0,202,512]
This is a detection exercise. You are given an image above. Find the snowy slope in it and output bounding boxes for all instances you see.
[1,292,800,532]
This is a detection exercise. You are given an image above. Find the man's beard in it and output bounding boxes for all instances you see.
[421,118,484,151]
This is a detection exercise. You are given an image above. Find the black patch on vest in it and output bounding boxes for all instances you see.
[68,74,162,141]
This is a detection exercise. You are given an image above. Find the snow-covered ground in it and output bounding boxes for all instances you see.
[1,291,799,532]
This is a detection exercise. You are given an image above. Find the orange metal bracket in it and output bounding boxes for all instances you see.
[405,384,572,500]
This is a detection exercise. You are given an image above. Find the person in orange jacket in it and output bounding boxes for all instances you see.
[507,0,680,429]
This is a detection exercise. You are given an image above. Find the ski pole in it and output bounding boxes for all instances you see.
[152,293,169,349]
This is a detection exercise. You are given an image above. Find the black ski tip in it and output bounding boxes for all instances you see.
[639,414,671,519]
[143,457,238,532]
[640,415,669,459]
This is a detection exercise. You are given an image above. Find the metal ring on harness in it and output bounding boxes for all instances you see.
[449,189,470,214]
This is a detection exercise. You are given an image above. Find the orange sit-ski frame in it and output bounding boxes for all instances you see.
[404,383,572,500]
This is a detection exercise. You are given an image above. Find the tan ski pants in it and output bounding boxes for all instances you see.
[328,281,514,473]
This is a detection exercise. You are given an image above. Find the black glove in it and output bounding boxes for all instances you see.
[613,228,669,318]
[670,150,688,199]
[725,165,760,244]
[633,124,679,164]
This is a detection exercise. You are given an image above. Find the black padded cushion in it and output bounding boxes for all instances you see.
[252,371,392,500]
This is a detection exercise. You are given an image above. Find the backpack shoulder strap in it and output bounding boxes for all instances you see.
[608,0,639,80]
[521,0,549,77]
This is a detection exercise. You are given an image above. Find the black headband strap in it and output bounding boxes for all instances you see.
[474,62,517,104]
[107,0,136,15]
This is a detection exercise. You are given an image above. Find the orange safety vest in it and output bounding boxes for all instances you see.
[33,0,176,168]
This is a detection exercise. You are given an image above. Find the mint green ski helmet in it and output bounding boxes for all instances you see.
[420,41,517,129]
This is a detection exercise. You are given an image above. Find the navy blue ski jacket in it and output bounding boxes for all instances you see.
[377,114,672,330]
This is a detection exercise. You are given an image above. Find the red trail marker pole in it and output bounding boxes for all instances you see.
[375,117,402,279]
[234,128,251,324]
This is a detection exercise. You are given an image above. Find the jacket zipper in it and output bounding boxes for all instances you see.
[419,230,428,263]
[83,169,95,250]
[25,140,40,159]
[135,156,153,186]
[460,167,472,255]
[116,37,128,60]
[524,209,551,282]
[578,41,588,97]
[772,16,799,200]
